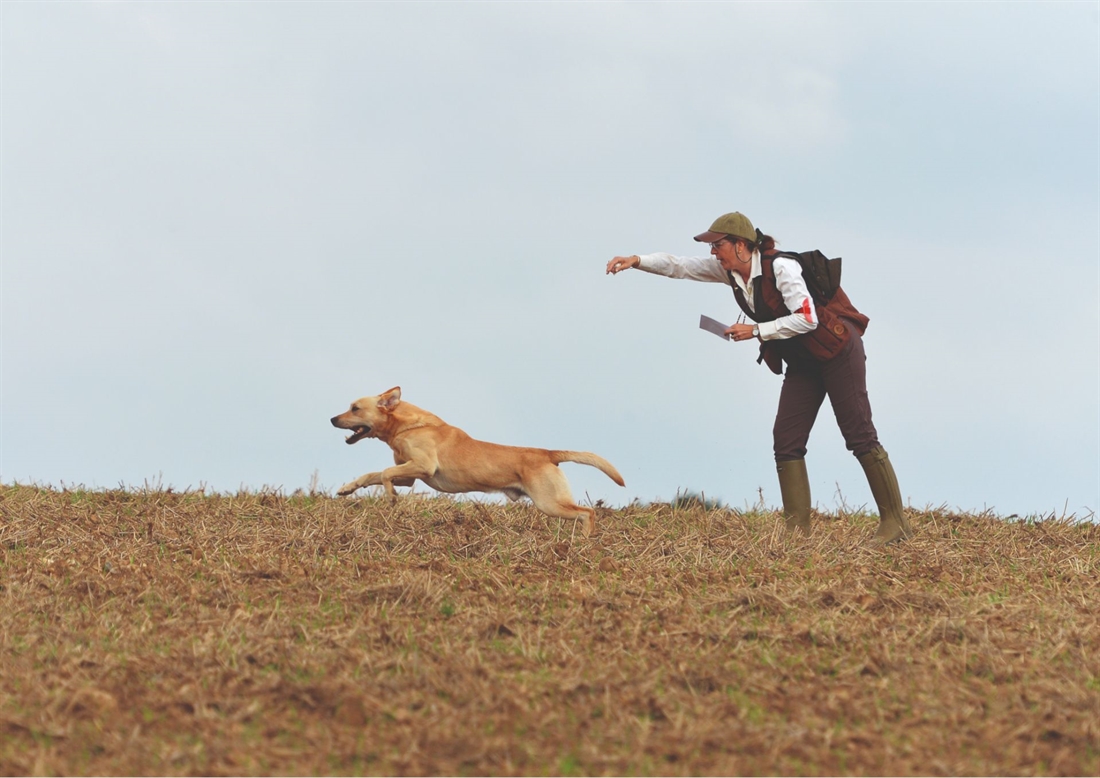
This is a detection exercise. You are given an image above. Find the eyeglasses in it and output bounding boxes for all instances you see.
[710,238,732,250]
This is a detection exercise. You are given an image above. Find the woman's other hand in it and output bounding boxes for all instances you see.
[606,255,640,275]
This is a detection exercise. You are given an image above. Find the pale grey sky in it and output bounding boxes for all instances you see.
[3,2,1098,518]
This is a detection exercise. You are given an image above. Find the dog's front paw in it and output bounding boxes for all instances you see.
[336,482,360,496]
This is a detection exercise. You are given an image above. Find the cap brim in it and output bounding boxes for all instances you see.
[693,230,727,243]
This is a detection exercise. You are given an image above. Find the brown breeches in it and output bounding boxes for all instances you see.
[772,321,880,462]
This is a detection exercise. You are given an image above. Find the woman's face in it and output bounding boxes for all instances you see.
[711,238,744,272]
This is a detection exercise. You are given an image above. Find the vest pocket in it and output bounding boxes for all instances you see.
[806,311,851,361]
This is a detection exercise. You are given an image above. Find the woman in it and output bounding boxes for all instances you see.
[606,211,912,545]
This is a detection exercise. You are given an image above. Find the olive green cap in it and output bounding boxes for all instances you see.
[693,211,756,243]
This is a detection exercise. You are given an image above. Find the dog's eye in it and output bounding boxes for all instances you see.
[351,404,359,412]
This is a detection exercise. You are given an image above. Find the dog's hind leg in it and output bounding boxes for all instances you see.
[526,468,597,537]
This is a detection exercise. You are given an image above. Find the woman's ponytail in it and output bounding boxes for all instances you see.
[747,227,776,253]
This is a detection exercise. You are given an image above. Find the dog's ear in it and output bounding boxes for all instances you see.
[378,386,401,412]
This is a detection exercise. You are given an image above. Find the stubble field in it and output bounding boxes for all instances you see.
[0,484,1096,776]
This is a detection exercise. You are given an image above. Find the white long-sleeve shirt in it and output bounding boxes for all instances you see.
[636,250,818,341]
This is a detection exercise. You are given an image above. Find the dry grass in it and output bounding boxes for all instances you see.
[0,483,1096,776]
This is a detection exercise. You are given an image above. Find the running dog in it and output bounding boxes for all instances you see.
[330,387,624,536]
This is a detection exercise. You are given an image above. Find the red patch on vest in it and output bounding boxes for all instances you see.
[799,298,815,323]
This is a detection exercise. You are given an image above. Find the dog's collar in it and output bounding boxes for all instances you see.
[390,423,433,439]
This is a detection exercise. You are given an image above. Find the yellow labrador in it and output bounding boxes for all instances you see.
[330,387,624,536]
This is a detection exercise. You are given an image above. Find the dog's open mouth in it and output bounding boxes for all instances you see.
[345,426,371,445]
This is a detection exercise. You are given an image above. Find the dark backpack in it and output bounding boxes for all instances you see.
[771,249,842,304]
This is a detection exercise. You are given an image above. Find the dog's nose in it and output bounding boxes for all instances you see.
[330,416,341,426]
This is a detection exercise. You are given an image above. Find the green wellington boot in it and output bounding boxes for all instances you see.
[857,447,913,546]
[776,459,812,535]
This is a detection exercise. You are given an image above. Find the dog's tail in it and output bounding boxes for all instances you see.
[551,451,625,487]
